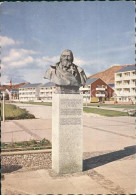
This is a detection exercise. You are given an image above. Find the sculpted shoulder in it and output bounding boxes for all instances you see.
[50,62,59,69]
[44,63,57,80]
[73,63,84,73]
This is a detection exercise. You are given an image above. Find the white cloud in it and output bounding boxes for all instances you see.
[10,56,34,67]
[0,36,21,47]
[74,57,110,71]
[74,57,87,67]
[0,36,15,47]
[22,68,45,84]
[2,48,38,68]
[35,56,59,67]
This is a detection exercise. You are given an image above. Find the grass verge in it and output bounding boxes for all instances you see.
[1,138,51,152]
[1,104,35,120]
[18,102,52,106]
[83,107,128,117]
[83,103,135,109]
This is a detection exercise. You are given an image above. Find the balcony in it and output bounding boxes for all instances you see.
[79,87,90,91]
[115,76,123,81]
[122,84,130,88]
[96,94,105,97]
[40,89,53,92]
[19,94,36,98]
[131,74,136,79]
[83,93,90,97]
[96,87,106,91]
[21,90,35,93]
[115,83,131,88]
[40,94,52,97]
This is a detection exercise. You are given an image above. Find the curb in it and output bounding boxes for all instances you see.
[1,149,52,156]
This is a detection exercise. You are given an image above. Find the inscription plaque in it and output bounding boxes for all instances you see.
[60,118,81,125]
[60,98,82,126]
[60,99,82,107]
[60,109,82,115]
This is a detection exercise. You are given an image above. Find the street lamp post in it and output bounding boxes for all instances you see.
[85,92,88,106]
[2,92,5,122]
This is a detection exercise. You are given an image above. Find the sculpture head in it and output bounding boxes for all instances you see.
[60,50,74,68]
[44,49,87,91]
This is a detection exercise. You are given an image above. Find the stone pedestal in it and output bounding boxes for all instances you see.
[52,94,83,174]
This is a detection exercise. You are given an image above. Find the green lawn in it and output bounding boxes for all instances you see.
[83,103,136,109]
[19,102,52,106]
[83,107,128,117]
[1,104,35,120]
[1,138,51,152]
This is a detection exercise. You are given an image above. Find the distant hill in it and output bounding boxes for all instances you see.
[0,82,30,91]
[88,65,129,84]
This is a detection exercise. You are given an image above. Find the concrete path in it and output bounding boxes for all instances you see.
[2,115,136,151]
[1,104,136,194]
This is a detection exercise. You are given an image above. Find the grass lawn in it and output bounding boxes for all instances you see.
[1,104,35,120]
[1,138,51,152]
[18,102,52,106]
[83,107,129,117]
[84,103,136,109]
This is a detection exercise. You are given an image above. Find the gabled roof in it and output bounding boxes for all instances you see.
[116,65,136,73]
[86,78,98,84]
[88,65,127,84]
[20,83,42,88]
[0,82,30,90]
[41,82,55,87]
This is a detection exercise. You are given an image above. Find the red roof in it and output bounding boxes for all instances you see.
[88,65,128,84]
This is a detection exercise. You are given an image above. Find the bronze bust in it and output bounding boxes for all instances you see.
[44,49,87,93]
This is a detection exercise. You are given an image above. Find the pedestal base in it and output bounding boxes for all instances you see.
[52,94,83,174]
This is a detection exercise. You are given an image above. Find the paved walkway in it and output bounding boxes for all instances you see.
[1,104,136,194]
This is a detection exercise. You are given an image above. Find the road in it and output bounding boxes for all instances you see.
[1,103,136,194]
[2,103,136,151]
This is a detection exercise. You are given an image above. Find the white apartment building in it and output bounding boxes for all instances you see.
[39,82,56,102]
[19,83,42,102]
[79,79,94,103]
[115,65,136,103]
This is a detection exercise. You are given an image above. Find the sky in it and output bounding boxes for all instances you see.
[1,1,135,84]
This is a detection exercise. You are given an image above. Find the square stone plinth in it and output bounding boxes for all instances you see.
[52,94,83,174]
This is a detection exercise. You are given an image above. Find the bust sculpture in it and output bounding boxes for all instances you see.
[44,49,87,93]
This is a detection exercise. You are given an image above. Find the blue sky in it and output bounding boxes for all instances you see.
[1,1,135,84]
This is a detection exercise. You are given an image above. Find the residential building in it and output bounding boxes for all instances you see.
[18,78,114,103]
[80,78,114,103]
[6,89,19,100]
[115,65,136,103]
[19,83,42,102]
[39,82,56,102]
[0,82,29,101]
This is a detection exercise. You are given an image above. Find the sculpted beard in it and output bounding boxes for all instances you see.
[60,58,72,69]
